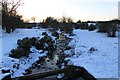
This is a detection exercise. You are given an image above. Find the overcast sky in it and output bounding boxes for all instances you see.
[18,0,119,22]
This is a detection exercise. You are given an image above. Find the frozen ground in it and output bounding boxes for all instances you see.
[0,26,2,68]
[69,29,118,78]
[0,28,50,79]
[0,28,118,79]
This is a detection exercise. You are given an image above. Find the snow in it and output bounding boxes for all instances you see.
[1,28,50,79]
[0,26,2,68]
[2,73,11,79]
[88,23,96,26]
[68,29,118,78]
[0,28,118,79]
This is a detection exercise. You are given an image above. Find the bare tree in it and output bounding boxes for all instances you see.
[1,0,24,33]
[31,16,36,23]
[60,16,73,23]
[2,0,22,15]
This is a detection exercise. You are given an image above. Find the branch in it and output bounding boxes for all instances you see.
[9,0,21,15]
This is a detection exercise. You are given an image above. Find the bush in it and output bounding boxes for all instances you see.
[88,24,96,31]
[42,32,47,36]
[97,22,108,33]
[52,31,59,38]
[98,21,117,37]
[10,37,32,58]
[41,34,53,43]
[89,47,97,53]
[80,23,88,30]
[60,23,73,35]
[10,47,29,58]
[35,40,45,50]
[30,37,38,46]
[17,37,32,49]
[10,34,56,58]
[107,24,117,37]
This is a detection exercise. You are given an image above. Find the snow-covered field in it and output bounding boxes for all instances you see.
[0,28,118,79]
[0,26,2,68]
[1,28,50,79]
[69,29,118,78]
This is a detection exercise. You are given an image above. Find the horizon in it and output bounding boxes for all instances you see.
[17,0,119,22]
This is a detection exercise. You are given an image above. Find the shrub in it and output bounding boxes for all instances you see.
[89,47,97,53]
[10,37,32,58]
[49,28,55,32]
[98,21,117,37]
[107,23,117,37]
[42,32,47,36]
[46,42,56,52]
[97,22,108,33]
[30,37,38,46]
[10,47,29,58]
[35,40,45,50]
[88,24,96,31]
[10,34,57,58]
[17,37,32,49]
[80,22,88,30]
[41,34,52,43]
[60,23,74,35]
[17,39,22,45]
[52,31,59,38]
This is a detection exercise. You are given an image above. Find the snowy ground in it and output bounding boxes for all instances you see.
[69,29,118,78]
[0,28,118,79]
[0,26,2,68]
[1,28,50,79]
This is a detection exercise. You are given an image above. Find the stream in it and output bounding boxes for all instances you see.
[31,36,70,79]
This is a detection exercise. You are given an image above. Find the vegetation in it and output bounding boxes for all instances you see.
[88,24,96,31]
[97,20,118,37]
[10,32,56,58]
[10,37,32,58]
[2,0,24,33]
[1,0,119,37]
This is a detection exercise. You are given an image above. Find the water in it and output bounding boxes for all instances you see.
[31,37,69,79]
[32,55,59,74]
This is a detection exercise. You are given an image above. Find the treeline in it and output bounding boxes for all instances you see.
[39,17,120,37]
[1,0,120,37]
[40,17,74,35]
[97,20,120,37]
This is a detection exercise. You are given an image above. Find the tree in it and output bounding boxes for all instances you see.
[67,17,73,23]
[62,16,67,23]
[97,20,118,37]
[59,16,74,35]
[1,0,24,33]
[97,22,108,33]
[51,19,59,30]
[107,21,117,37]
[77,20,81,23]
[31,16,36,23]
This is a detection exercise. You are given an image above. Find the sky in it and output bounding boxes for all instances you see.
[17,0,119,22]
